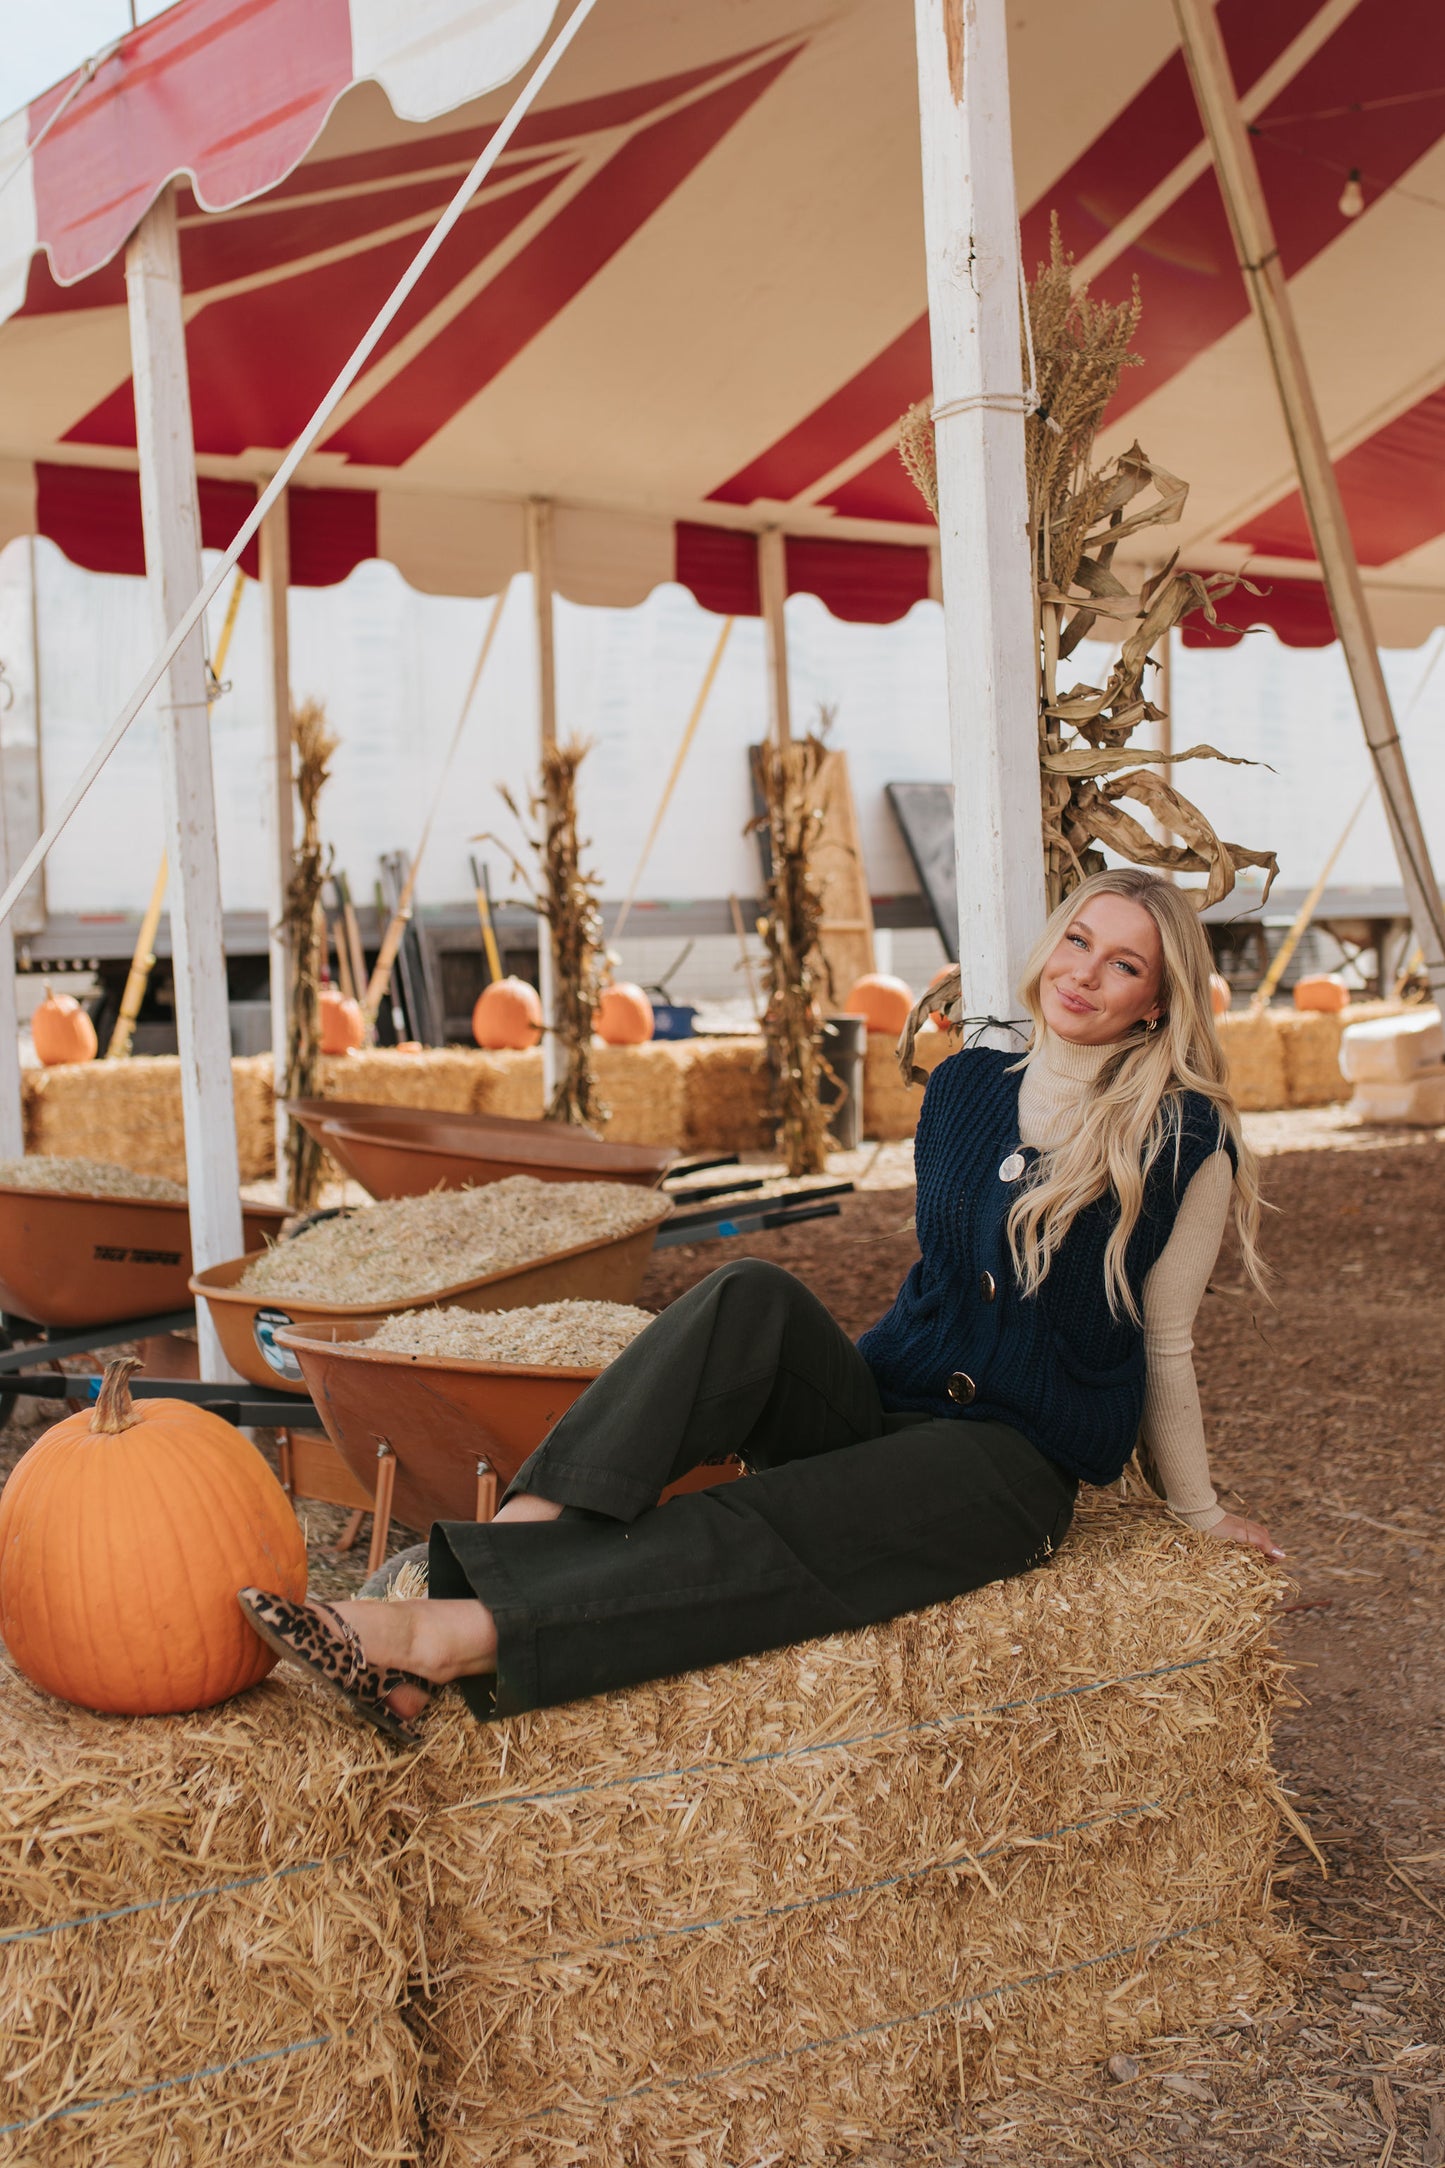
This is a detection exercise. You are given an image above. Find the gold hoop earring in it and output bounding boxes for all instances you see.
[1146,1015,1161,1033]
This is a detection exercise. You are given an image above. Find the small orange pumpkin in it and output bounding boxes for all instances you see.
[0,1356,307,1715]
[319,986,366,1055]
[1209,973,1232,1017]
[473,976,543,1050]
[31,982,98,1066]
[844,972,915,1036]
[1293,972,1350,1014]
[596,982,655,1046]
[927,963,959,1033]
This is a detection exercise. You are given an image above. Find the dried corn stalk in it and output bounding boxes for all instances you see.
[282,698,337,1211]
[489,740,608,1129]
[898,218,1277,914]
[751,731,834,1177]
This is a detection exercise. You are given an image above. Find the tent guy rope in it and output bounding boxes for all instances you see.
[0,0,600,936]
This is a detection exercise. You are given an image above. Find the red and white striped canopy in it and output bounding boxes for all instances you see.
[1,0,1442,646]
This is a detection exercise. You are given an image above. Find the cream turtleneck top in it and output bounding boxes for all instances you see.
[1015,1031,1228,1531]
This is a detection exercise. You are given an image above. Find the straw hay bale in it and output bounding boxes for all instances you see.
[408,1497,1295,2164]
[22,1057,278,1187]
[0,1655,423,2165]
[472,1049,545,1122]
[678,1036,773,1154]
[1274,999,1405,1109]
[318,1047,497,1115]
[864,1025,955,1141]
[1213,1012,1287,1112]
[592,1043,690,1146]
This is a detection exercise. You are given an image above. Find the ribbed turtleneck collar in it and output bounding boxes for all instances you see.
[1030,1027,1116,1084]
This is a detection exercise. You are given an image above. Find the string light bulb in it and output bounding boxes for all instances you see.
[1338,168,1365,219]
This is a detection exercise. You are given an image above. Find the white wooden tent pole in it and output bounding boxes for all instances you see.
[259,487,294,1174]
[757,529,792,747]
[0,752,23,1158]
[913,0,1046,1033]
[526,498,560,1099]
[126,185,242,1378]
[0,0,598,934]
[1174,0,1445,1015]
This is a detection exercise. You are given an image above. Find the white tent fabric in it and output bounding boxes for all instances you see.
[1,0,1443,643]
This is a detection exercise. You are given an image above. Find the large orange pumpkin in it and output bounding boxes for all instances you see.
[31,983,98,1065]
[319,986,366,1054]
[0,1356,307,1715]
[595,982,655,1046]
[843,972,915,1035]
[473,976,543,1049]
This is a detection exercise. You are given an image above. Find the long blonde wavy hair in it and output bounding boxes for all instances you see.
[1006,868,1267,1321]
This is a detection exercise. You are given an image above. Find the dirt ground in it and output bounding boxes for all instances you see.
[2,1111,1442,2163]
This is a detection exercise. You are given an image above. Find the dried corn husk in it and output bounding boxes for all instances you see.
[282,698,339,1211]
[751,725,835,1177]
[369,1299,654,1368]
[484,741,609,1130]
[0,1154,187,1202]
[898,218,1277,916]
[238,1176,667,1305]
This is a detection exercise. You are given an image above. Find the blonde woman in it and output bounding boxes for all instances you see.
[240,868,1282,1745]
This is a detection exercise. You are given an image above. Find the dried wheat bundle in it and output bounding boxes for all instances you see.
[485,741,609,1130]
[751,730,835,1177]
[898,219,1277,918]
[282,698,338,1212]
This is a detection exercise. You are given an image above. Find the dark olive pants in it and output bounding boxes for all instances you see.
[429,1258,1076,1720]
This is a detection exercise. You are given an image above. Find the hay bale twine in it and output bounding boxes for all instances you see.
[0,1656,423,2164]
[408,1498,1297,2164]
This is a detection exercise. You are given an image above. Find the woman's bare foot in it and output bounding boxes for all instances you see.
[330,1597,499,1721]
[491,1491,564,1524]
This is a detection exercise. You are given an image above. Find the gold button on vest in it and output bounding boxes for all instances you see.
[947,1371,976,1405]
[979,1271,996,1303]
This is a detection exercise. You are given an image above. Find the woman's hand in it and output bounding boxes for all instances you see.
[1204,1512,1284,1561]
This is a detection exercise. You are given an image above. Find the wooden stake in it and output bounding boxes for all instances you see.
[528,501,561,1097]
[612,616,734,939]
[914,0,1046,1034]
[757,530,792,748]
[1175,0,1445,1019]
[259,490,294,1165]
[125,184,242,1378]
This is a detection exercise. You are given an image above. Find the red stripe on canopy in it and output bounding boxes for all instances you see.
[34,464,376,587]
[323,47,801,468]
[1227,382,1445,566]
[29,0,353,286]
[673,523,930,624]
[1181,580,1337,648]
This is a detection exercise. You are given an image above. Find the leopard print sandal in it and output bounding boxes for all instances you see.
[237,1588,431,1747]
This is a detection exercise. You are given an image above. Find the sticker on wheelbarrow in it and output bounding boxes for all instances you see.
[254,1309,303,1383]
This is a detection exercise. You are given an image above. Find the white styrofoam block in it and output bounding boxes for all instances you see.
[1349,1066,1445,1126]
[1339,1008,1443,1084]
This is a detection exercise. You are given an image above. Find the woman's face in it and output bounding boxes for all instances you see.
[1039,893,1165,1045]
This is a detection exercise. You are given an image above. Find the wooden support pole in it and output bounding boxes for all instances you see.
[913,0,1046,1035]
[259,488,294,1172]
[1174,0,1445,1017]
[527,499,560,1098]
[0,757,23,1159]
[757,530,792,748]
[125,185,243,1377]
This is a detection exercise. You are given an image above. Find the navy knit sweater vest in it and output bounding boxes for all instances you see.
[856,1047,1234,1484]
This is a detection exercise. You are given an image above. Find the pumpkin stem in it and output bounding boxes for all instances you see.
[91,1354,144,1434]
